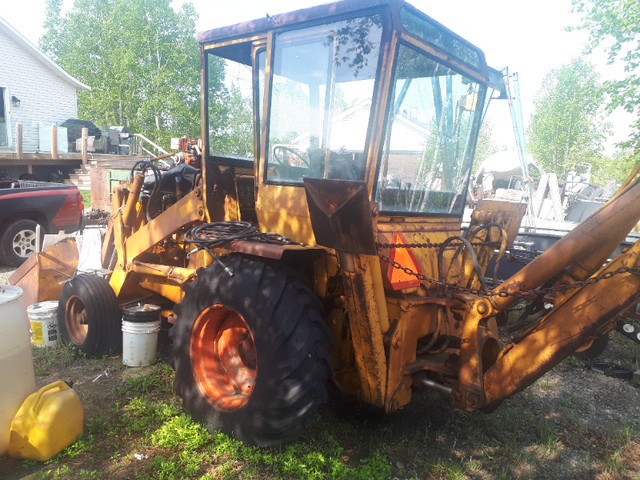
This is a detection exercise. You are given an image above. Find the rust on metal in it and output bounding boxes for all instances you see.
[482,238,640,410]
[303,178,377,255]
[338,252,388,406]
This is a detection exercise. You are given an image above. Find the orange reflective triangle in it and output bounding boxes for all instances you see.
[387,232,422,290]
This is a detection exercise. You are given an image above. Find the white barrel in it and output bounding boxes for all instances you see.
[122,320,161,367]
[27,301,59,347]
[0,286,36,455]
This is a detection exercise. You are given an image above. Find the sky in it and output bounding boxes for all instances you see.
[0,0,632,151]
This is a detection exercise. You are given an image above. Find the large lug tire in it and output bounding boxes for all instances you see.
[57,274,122,356]
[0,219,43,267]
[171,254,333,446]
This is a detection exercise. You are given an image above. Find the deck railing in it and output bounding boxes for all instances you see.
[130,134,168,157]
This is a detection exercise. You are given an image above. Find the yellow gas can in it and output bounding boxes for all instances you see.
[8,381,83,461]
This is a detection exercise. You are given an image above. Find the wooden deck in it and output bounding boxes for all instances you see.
[0,123,147,172]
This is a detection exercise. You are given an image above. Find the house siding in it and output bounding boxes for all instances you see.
[0,28,80,151]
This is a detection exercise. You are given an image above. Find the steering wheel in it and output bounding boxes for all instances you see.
[272,146,310,168]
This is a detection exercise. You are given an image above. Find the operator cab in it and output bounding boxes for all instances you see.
[199,0,503,242]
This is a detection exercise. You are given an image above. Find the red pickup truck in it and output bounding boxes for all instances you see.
[0,180,84,266]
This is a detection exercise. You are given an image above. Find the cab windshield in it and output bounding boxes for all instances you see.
[265,15,384,184]
[375,44,484,216]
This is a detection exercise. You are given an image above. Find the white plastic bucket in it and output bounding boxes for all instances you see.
[0,286,36,456]
[122,320,161,367]
[27,301,59,347]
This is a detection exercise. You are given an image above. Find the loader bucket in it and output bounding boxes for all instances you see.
[8,238,79,311]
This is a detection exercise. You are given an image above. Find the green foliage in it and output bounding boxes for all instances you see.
[150,451,207,480]
[425,459,466,480]
[527,58,608,174]
[79,469,100,479]
[208,81,253,158]
[123,397,180,434]
[148,413,392,480]
[537,420,558,453]
[86,414,113,435]
[52,464,71,478]
[116,364,175,396]
[40,0,201,148]
[591,147,640,183]
[151,414,211,451]
[80,189,91,209]
[31,343,77,369]
[571,0,640,149]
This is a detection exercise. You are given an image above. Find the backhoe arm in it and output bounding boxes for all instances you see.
[491,173,640,311]
[482,239,640,410]
[454,171,640,411]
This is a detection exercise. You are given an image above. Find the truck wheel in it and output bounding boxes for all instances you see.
[58,274,122,356]
[172,254,332,446]
[0,219,43,266]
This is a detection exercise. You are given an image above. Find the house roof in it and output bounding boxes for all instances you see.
[0,16,90,91]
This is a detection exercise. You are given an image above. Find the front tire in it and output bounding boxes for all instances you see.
[172,254,332,446]
[58,274,122,356]
[0,219,43,266]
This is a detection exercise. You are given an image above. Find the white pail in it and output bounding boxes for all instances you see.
[122,320,161,367]
[0,286,36,455]
[27,301,59,347]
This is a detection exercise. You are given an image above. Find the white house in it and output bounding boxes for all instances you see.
[0,16,89,152]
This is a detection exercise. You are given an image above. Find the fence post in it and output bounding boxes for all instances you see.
[51,125,58,160]
[16,123,23,160]
[81,127,88,164]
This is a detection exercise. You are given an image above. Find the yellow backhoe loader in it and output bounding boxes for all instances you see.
[13,0,640,446]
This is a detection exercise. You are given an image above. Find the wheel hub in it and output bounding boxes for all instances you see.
[12,229,37,258]
[65,295,89,345]
[190,304,257,411]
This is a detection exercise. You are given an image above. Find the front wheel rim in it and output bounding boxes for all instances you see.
[12,229,37,258]
[65,295,89,345]
[190,304,257,411]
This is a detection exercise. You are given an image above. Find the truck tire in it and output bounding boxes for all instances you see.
[58,274,122,356]
[171,254,332,446]
[0,219,43,267]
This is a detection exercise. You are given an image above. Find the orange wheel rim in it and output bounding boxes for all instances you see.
[190,304,257,411]
[65,295,89,345]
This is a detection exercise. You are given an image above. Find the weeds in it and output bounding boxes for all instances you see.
[31,343,77,372]
[536,420,558,454]
[123,397,180,435]
[6,333,640,480]
[117,363,174,395]
[151,414,211,451]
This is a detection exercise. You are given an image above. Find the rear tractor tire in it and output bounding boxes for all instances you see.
[58,274,122,356]
[171,254,333,446]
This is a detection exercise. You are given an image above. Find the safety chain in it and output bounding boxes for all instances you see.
[376,240,500,250]
[377,243,640,299]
